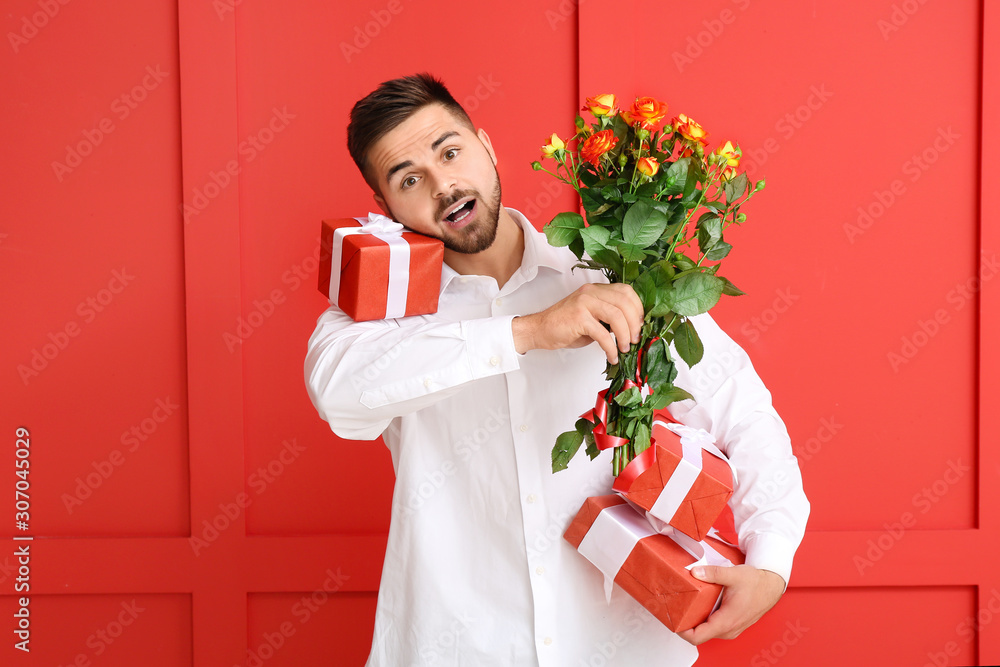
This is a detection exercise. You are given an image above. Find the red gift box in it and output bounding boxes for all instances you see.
[612,418,734,542]
[564,494,744,633]
[318,214,444,322]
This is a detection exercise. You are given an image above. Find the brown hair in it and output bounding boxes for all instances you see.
[347,72,474,194]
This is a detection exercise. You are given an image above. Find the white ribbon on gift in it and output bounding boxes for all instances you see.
[328,212,412,319]
[577,501,734,603]
[647,420,737,524]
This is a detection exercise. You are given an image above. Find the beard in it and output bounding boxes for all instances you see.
[435,169,502,255]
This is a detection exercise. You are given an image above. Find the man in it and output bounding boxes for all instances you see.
[305,73,809,666]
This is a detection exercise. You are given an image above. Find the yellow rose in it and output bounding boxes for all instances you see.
[582,94,619,117]
[674,113,708,146]
[540,133,566,158]
[636,156,659,177]
[713,140,740,179]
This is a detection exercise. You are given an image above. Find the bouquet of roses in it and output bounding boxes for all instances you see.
[532,94,764,476]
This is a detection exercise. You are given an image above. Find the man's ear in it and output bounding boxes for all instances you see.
[373,191,391,218]
[478,128,498,166]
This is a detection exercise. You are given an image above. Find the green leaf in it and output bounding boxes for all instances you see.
[632,422,651,455]
[615,242,647,263]
[575,417,596,436]
[652,385,695,406]
[592,248,624,276]
[662,158,690,195]
[614,385,642,408]
[622,198,670,248]
[623,261,641,283]
[580,225,612,257]
[585,432,600,460]
[646,390,673,410]
[705,239,732,261]
[633,261,674,316]
[697,213,722,252]
[601,184,622,200]
[673,253,697,272]
[643,338,677,388]
[543,212,585,247]
[723,172,749,204]
[674,317,705,366]
[667,272,724,316]
[552,430,584,472]
[720,276,746,296]
[568,235,585,260]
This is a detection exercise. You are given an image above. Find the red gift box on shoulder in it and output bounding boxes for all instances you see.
[318,213,444,322]
[612,416,734,542]
[564,494,744,633]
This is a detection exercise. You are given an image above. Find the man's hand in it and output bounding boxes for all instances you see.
[676,565,786,646]
[511,283,644,364]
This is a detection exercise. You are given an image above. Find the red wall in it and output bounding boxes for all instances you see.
[2,0,998,664]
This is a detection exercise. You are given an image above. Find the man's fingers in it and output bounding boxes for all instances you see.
[691,565,740,586]
[582,318,620,364]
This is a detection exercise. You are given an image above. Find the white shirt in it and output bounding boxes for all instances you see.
[304,208,809,666]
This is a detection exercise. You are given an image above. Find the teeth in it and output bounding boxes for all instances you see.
[445,199,470,221]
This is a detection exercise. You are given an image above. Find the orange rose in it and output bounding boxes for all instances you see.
[636,156,659,177]
[540,133,566,158]
[622,97,670,132]
[713,140,740,179]
[582,94,619,117]
[580,129,618,166]
[674,113,708,146]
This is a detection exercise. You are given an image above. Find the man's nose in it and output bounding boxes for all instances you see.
[428,165,457,198]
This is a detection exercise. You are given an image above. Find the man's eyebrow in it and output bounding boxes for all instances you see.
[385,131,461,185]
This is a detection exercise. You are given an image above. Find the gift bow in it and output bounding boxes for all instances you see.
[328,212,412,319]
[576,501,734,603]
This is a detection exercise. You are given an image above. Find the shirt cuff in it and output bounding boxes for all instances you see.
[742,531,799,591]
[463,315,520,376]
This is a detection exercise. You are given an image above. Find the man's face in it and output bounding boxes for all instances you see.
[368,103,502,254]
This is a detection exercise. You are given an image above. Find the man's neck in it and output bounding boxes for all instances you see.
[443,207,524,288]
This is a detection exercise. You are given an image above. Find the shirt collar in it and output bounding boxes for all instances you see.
[438,206,571,294]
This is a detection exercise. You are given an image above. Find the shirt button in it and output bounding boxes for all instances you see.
[536,566,545,575]
[496,297,504,306]
[423,378,432,387]
[519,424,528,432]
[489,356,500,366]
[526,494,536,504]
[543,637,553,646]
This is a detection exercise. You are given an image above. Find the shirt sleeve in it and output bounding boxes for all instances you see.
[304,306,521,441]
[669,312,810,588]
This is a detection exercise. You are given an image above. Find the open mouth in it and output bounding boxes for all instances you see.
[443,199,476,226]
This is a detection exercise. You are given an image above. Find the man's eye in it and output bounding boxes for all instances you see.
[401,176,417,189]
[444,149,458,160]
